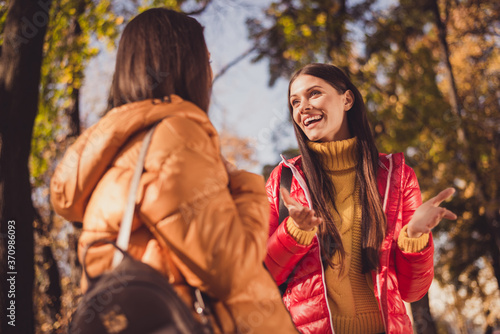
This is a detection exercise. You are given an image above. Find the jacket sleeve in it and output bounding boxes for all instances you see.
[394,165,434,302]
[264,163,313,286]
[138,117,269,300]
[50,122,107,222]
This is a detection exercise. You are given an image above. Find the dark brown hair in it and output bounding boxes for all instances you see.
[288,63,386,272]
[107,8,211,112]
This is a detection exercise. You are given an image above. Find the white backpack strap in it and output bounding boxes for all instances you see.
[111,123,159,268]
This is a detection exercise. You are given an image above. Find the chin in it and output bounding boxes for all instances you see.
[307,136,325,143]
[305,135,317,141]
[304,130,329,142]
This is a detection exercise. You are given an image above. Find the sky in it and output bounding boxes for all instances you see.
[199,0,299,172]
[81,0,297,174]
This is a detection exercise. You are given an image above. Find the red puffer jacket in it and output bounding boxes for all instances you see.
[265,153,434,334]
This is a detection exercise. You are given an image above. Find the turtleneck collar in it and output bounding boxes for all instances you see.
[307,137,358,171]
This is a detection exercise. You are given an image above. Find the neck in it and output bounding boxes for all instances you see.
[307,137,358,171]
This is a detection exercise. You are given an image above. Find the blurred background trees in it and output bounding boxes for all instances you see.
[0,0,498,333]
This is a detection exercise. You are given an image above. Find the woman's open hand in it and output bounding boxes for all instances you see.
[407,187,458,238]
[281,188,323,231]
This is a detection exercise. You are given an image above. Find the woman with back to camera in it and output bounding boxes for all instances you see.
[50,8,297,334]
[265,63,457,334]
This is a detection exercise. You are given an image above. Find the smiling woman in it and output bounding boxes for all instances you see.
[264,63,457,334]
[289,75,354,142]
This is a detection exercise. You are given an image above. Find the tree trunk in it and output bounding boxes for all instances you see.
[0,1,52,333]
[411,293,438,334]
[429,0,462,119]
[42,245,62,319]
[65,0,85,138]
[429,0,500,291]
[34,209,63,326]
[325,0,349,74]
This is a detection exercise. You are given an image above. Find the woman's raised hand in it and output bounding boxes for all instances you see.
[281,188,323,231]
[407,187,458,238]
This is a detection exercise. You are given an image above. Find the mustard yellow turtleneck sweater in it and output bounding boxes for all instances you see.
[286,137,429,334]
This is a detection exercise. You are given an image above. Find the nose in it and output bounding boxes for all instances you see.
[298,100,311,114]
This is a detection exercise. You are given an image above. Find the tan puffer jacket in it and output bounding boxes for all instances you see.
[50,95,298,334]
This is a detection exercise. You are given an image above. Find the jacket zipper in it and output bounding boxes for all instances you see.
[280,156,336,333]
[376,154,393,332]
[280,156,313,210]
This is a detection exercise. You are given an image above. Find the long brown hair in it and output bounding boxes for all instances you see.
[107,8,211,112]
[288,63,386,272]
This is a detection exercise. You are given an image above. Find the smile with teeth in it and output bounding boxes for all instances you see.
[303,115,323,127]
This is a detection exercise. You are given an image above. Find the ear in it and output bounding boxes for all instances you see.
[343,90,355,111]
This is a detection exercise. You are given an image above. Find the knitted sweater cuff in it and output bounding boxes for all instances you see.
[286,218,317,245]
[397,225,430,253]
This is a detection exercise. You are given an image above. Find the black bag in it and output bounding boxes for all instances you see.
[69,240,213,334]
[69,123,213,334]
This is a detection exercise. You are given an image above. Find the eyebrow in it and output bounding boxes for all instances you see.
[290,85,323,99]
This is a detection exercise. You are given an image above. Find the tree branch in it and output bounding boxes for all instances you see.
[212,46,257,83]
[184,0,213,15]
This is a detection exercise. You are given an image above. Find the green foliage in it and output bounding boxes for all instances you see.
[30,0,123,186]
[248,0,367,86]
[0,1,7,45]
[28,0,211,188]
[29,0,209,186]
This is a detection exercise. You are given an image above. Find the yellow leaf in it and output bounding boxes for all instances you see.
[316,13,327,25]
[301,25,312,37]
[464,182,475,199]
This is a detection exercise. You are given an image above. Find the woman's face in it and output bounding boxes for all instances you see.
[290,74,354,142]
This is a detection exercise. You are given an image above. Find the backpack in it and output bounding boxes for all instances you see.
[69,240,213,334]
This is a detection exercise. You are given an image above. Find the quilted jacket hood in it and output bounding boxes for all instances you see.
[51,95,217,222]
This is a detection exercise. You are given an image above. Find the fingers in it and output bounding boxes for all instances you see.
[280,187,297,209]
[432,187,456,206]
[443,209,457,220]
[289,209,322,231]
[409,203,458,237]
[282,188,314,220]
[281,187,308,220]
[281,187,322,230]
[289,204,312,222]
[311,215,323,227]
[426,207,458,230]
